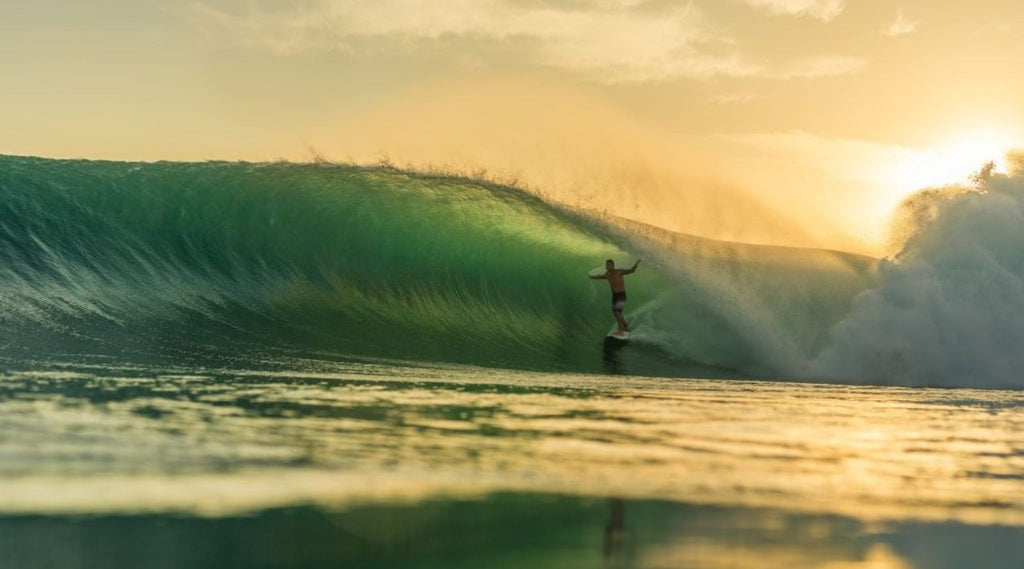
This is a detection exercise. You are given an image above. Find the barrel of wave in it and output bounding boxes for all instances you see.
[0,157,666,373]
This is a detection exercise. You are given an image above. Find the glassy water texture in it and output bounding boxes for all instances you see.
[1,359,1022,568]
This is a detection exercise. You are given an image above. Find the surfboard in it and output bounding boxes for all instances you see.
[607,330,630,341]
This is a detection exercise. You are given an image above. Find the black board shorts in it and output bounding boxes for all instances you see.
[611,292,627,312]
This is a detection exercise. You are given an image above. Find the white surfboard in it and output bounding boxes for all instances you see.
[607,330,630,341]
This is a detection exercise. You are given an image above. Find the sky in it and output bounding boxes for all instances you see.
[3,0,1024,253]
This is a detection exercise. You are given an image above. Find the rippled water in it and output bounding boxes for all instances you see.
[2,358,1023,568]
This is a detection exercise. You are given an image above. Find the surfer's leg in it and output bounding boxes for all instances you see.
[613,310,628,332]
[611,293,629,332]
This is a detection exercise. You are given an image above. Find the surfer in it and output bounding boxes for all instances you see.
[589,259,640,334]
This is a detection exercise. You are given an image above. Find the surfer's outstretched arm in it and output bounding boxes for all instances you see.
[588,273,607,280]
[624,259,641,274]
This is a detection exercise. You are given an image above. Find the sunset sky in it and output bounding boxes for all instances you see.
[4,0,1023,252]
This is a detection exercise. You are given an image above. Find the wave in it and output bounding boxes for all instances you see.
[0,156,670,374]
[2,154,1018,388]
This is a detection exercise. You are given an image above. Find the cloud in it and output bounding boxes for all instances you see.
[188,0,865,81]
[708,92,761,105]
[884,11,917,37]
[737,0,844,22]
[768,55,865,78]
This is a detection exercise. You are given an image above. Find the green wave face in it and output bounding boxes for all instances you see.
[0,156,664,373]
[0,156,877,378]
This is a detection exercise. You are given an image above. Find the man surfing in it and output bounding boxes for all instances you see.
[589,258,640,335]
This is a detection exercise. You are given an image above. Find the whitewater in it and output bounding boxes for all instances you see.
[2,155,1023,569]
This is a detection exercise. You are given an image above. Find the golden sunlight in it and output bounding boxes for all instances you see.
[888,129,1015,194]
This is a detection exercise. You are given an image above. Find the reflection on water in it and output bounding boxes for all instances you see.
[3,495,1023,569]
[0,358,1023,567]
[602,337,627,375]
[604,498,633,568]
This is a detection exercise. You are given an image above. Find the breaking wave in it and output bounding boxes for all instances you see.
[3,154,1019,388]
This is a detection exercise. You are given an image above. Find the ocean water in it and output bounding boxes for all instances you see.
[2,155,1024,567]
[2,359,1022,568]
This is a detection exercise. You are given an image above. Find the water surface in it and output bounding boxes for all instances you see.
[2,359,1022,567]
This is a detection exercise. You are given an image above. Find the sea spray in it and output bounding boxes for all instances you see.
[812,164,1024,388]
[608,219,876,376]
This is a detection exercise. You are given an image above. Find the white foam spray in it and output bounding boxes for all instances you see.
[811,162,1024,388]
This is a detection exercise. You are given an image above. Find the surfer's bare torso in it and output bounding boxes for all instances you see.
[589,259,640,333]
[592,260,639,292]
[603,270,629,294]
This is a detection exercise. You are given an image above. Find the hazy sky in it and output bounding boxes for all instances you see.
[4,0,1024,252]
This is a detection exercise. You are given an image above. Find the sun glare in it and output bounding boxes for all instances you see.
[889,129,1014,194]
